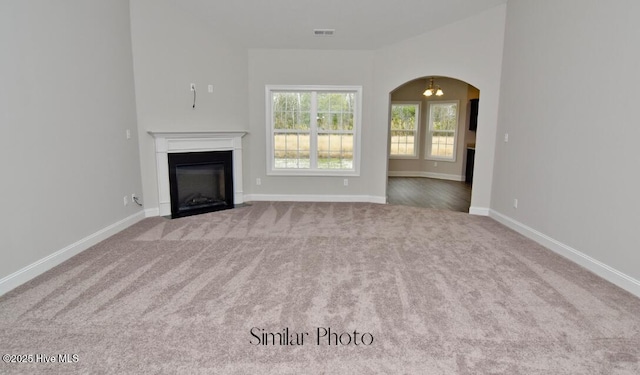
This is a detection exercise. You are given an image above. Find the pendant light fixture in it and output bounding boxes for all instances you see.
[423,77,444,97]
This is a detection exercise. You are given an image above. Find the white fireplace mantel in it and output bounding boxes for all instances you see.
[148,131,247,216]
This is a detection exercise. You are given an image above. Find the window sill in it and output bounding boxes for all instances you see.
[425,157,457,163]
[267,169,360,177]
[390,155,419,160]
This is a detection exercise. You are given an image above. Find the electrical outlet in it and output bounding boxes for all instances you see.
[126,129,131,139]
[504,133,509,142]
[256,178,261,186]
[123,195,128,206]
[343,179,349,187]
[513,198,518,208]
[190,83,196,91]
[434,162,438,167]
[131,193,137,202]
[208,84,213,93]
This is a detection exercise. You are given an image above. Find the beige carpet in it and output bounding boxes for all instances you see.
[1,202,639,374]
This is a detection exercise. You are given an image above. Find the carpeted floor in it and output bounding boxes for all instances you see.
[1,201,639,374]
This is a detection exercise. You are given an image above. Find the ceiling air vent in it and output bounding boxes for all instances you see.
[313,29,335,37]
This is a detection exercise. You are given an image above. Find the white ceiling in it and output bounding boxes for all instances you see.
[172,0,508,50]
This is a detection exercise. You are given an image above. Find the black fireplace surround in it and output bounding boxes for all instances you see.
[168,150,234,219]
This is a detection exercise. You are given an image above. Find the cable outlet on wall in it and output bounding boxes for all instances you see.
[190,83,196,91]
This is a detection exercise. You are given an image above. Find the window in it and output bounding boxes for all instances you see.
[426,101,459,161]
[266,85,362,176]
[389,102,420,158]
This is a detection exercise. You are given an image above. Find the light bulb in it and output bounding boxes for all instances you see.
[435,88,444,96]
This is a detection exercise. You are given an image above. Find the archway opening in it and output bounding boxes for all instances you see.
[386,76,479,212]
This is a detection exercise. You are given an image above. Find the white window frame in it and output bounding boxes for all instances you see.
[389,101,421,159]
[425,100,459,162]
[265,85,362,176]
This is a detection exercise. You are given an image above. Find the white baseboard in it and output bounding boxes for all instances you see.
[469,206,490,216]
[244,194,387,204]
[0,211,146,296]
[388,171,465,181]
[489,209,640,299]
[145,207,160,217]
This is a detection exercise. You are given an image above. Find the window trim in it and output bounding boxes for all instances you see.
[425,100,459,162]
[389,101,421,160]
[265,85,362,176]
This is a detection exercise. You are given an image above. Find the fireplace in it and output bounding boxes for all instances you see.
[148,131,246,218]
[168,151,233,218]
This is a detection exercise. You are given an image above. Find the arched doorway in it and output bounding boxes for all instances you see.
[386,76,479,212]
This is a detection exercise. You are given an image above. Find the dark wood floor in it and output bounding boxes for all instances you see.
[387,177,472,212]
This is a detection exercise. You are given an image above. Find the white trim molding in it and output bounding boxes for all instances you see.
[148,131,247,217]
[469,206,490,216]
[388,171,464,181]
[490,209,640,298]
[245,194,387,204]
[0,211,145,296]
[144,208,160,218]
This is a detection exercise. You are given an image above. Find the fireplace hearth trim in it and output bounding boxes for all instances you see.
[149,131,247,217]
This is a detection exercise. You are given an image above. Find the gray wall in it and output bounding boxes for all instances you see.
[130,0,249,214]
[130,3,506,211]
[373,6,507,212]
[492,0,640,282]
[0,0,142,280]
[246,49,376,201]
[245,7,506,207]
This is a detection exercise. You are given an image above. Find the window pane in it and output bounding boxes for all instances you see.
[390,104,419,156]
[317,133,353,169]
[273,92,311,130]
[274,133,310,169]
[427,102,457,160]
[317,92,355,131]
[430,131,455,158]
[391,105,417,131]
[390,131,415,156]
[430,103,457,131]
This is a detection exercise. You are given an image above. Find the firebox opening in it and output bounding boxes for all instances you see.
[168,150,234,219]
